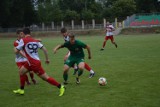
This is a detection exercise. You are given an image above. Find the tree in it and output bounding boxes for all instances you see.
[111,0,136,20]
[37,0,62,23]
[81,9,94,21]
[89,1,103,20]
[0,0,10,27]
[135,0,160,13]
[20,0,37,26]
[0,0,37,28]
[64,10,79,22]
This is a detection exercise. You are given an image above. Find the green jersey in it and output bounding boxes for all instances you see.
[62,40,87,58]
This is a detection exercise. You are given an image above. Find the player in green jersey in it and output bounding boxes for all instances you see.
[54,33,91,84]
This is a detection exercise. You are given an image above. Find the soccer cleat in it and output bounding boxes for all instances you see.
[59,85,65,96]
[100,48,104,51]
[13,89,24,95]
[76,77,80,84]
[73,68,78,75]
[115,44,118,48]
[89,72,95,78]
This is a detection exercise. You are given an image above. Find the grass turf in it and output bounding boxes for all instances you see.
[0,34,160,107]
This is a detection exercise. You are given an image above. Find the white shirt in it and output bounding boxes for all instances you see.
[106,24,114,36]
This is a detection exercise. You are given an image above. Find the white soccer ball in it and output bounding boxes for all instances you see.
[98,77,107,86]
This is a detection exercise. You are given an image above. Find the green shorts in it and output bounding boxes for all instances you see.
[64,56,85,67]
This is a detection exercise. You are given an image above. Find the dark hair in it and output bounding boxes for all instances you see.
[16,29,22,34]
[23,28,30,35]
[69,33,75,38]
[61,27,67,33]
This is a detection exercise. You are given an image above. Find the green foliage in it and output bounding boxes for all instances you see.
[135,0,160,13]
[0,0,10,27]
[81,9,94,20]
[102,8,114,21]
[0,0,160,28]
[111,0,136,19]
[64,10,79,21]
[0,0,36,27]
[37,0,62,23]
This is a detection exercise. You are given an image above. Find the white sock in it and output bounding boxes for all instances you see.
[90,70,94,74]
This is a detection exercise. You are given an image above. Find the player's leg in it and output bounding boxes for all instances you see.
[101,36,108,50]
[13,65,29,95]
[25,74,31,85]
[63,64,70,84]
[63,57,74,84]
[29,71,37,84]
[37,67,65,96]
[72,64,78,75]
[84,63,95,78]
[65,51,78,75]
[17,62,30,85]
[76,62,85,84]
[110,36,118,48]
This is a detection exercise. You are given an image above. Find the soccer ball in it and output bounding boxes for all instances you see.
[98,77,107,86]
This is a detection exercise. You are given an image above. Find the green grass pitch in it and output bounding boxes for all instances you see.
[0,34,160,107]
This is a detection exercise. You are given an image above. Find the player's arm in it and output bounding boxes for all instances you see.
[14,39,24,54]
[85,45,91,59]
[53,44,64,54]
[111,25,115,31]
[19,50,27,58]
[41,46,49,64]
[13,47,26,58]
[14,47,19,54]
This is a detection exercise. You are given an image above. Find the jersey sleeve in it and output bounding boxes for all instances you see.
[16,39,24,50]
[77,40,87,48]
[110,25,114,29]
[13,41,18,47]
[37,42,43,48]
[61,41,69,48]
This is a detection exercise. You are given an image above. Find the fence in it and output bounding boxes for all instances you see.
[0,19,107,33]
[1,13,160,33]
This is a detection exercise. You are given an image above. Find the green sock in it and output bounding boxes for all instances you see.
[63,73,68,81]
[78,70,83,77]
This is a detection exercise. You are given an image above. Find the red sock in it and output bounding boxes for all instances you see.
[85,63,91,71]
[47,77,60,87]
[20,75,26,89]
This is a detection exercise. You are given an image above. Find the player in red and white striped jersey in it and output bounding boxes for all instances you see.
[13,28,65,96]
[100,22,118,50]
[14,29,36,85]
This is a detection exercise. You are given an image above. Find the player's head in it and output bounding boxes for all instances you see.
[69,33,75,44]
[23,28,31,35]
[60,27,67,37]
[106,21,110,26]
[16,29,23,39]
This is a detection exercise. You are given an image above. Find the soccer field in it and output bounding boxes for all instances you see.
[0,34,160,107]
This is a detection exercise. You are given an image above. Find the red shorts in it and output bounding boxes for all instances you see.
[105,36,114,42]
[23,61,45,76]
[16,61,28,69]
